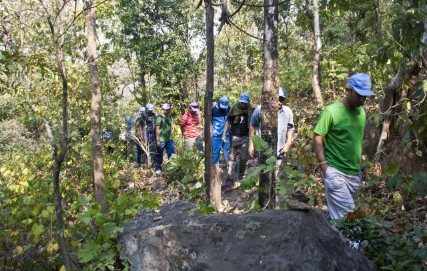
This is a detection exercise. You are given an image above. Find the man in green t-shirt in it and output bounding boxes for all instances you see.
[313,73,375,219]
[154,103,175,174]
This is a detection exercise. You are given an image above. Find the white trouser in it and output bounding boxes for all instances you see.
[322,166,361,219]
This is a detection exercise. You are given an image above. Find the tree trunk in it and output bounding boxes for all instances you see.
[85,0,108,213]
[376,61,419,154]
[259,0,279,210]
[204,0,221,209]
[39,0,73,269]
[374,0,382,47]
[312,0,323,107]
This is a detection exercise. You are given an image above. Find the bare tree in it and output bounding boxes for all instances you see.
[312,0,323,107]
[203,0,221,209]
[259,0,279,209]
[85,0,108,213]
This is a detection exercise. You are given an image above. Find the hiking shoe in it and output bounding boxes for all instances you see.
[155,169,161,175]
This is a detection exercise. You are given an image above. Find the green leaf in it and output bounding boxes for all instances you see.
[77,241,100,263]
[250,135,272,154]
[383,163,399,177]
[386,171,404,189]
[265,156,277,166]
[77,212,91,225]
[31,223,44,239]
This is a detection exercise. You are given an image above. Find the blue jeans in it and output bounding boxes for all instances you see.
[212,136,229,165]
[155,140,175,170]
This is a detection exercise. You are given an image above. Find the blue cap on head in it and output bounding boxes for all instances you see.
[279,86,286,98]
[146,103,154,111]
[189,102,199,112]
[239,93,250,103]
[125,116,131,122]
[347,73,375,96]
[162,103,171,110]
[219,96,229,109]
[139,106,146,112]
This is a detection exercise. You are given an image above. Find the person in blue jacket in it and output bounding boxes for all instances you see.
[212,96,230,166]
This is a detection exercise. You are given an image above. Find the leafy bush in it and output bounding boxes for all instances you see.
[333,214,427,271]
[163,149,205,201]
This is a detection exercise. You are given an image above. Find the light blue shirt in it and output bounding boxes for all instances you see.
[250,105,294,156]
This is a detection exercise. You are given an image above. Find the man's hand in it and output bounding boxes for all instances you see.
[321,162,328,173]
[248,143,254,157]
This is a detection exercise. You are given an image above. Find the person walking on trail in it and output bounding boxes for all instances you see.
[125,115,134,160]
[145,103,157,166]
[102,122,114,153]
[180,102,200,150]
[222,92,254,190]
[248,86,294,177]
[212,96,230,166]
[135,107,147,167]
[155,103,176,174]
[313,73,375,220]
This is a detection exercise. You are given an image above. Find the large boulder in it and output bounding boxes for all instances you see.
[119,201,376,271]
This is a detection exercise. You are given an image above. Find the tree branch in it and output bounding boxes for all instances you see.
[230,0,290,8]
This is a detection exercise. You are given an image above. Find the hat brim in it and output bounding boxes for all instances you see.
[219,104,229,109]
[190,106,199,112]
[354,89,376,96]
[239,99,249,103]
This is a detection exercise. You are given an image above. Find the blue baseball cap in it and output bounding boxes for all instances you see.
[219,96,229,109]
[279,86,286,98]
[347,73,375,96]
[146,103,154,111]
[239,93,250,103]
[139,106,146,112]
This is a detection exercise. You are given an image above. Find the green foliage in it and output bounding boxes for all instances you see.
[164,149,205,201]
[384,163,427,196]
[333,214,427,271]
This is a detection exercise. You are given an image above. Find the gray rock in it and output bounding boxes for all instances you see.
[119,201,376,271]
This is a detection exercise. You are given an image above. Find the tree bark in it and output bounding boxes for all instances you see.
[376,61,419,154]
[85,0,108,213]
[259,0,279,210]
[39,0,73,269]
[204,0,221,209]
[312,0,323,107]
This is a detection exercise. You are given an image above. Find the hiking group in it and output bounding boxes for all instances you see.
[104,73,375,224]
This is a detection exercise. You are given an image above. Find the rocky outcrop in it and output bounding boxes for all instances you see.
[119,201,376,271]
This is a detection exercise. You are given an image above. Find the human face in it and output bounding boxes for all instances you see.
[239,102,248,109]
[163,108,171,115]
[347,88,367,108]
[279,96,285,107]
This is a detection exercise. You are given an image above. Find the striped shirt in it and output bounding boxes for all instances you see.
[180,111,199,138]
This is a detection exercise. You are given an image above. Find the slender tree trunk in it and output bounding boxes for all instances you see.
[312,0,323,107]
[85,0,108,213]
[204,0,221,209]
[259,0,279,209]
[374,0,382,47]
[39,1,73,269]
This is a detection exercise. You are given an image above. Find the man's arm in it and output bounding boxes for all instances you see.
[313,133,328,173]
[156,125,161,147]
[280,129,294,153]
[248,125,256,157]
[222,121,230,142]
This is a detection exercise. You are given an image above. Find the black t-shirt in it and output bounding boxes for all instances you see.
[145,112,157,142]
[229,113,249,137]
